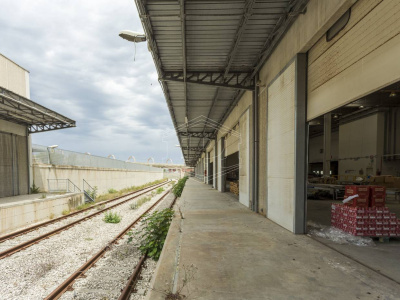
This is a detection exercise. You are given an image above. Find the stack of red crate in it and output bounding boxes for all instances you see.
[331,204,400,237]
[331,185,400,237]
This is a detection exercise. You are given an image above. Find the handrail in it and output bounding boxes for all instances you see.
[47,179,81,193]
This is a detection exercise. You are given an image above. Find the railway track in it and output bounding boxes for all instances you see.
[0,181,171,259]
[0,180,168,244]
[45,190,176,300]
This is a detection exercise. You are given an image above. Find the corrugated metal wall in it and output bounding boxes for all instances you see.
[0,132,29,197]
[308,0,400,120]
[267,61,296,232]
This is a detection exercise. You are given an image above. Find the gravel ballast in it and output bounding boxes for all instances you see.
[0,187,173,300]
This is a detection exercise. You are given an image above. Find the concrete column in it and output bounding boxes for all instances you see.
[323,113,331,177]
[218,137,226,192]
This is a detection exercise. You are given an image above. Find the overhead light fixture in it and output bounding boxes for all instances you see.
[333,114,338,119]
[389,91,397,97]
[119,30,146,43]
[359,105,364,109]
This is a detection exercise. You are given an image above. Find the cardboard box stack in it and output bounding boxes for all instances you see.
[331,185,400,237]
[229,181,239,196]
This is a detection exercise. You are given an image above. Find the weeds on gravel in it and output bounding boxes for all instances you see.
[130,196,151,210]
[96,179,167,202]
[103,211,122,223]
[62,209,70,215]
[97,204,106,210]
[49,213,55,219]
[172,176,189,197]
[108,188,117,193]
[34,261,56,279]
[128,208,174,260]
[41,194,47,199]
[156,187,164,194]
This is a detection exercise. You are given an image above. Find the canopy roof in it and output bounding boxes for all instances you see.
[0,86,76,133]
[135,0,307,166]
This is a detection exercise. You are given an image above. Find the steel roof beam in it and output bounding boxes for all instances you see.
[178,132,215,139]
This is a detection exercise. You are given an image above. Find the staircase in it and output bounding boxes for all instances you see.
[83,179,96,203]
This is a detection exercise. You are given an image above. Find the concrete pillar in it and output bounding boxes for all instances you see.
[218,137,226,192]
[323,113,331,177]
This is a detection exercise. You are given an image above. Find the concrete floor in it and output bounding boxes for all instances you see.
[308,199,400,284]
[0,193,67,207]
[147,179,400,300]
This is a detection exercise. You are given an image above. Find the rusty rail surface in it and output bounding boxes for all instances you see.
[45,190,173,300]
[0,180,168,243]
[118,195,178,300]
[0,182,170,259]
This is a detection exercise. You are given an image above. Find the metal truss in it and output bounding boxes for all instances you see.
[0,86,76,133]
[181,146,205,152]
[161,71,254,91]
[178,131,215,139]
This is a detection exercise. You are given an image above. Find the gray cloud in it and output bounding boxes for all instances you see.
[0,0,183,164]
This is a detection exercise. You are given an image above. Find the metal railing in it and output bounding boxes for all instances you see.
[47,179,81,193]
[83,179,96,203]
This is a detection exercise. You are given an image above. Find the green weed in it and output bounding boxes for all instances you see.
[103,211,122,223]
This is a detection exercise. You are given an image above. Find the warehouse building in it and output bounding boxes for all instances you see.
[0,54,76,198]
[137,0,400,235]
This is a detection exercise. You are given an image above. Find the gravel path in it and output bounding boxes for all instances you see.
[0,183,169,253]
[0,187,172,300]
[58,193,177,300]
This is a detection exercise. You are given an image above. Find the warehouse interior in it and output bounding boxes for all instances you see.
[307,80,400,282]
[307,81,400,224]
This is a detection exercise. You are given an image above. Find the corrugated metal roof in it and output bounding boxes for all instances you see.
[135,0,308,166]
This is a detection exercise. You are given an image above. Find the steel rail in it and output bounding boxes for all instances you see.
[45,190,173,300]
[118,195,178,300]
[0,180,168,243]
[0,182,170,259]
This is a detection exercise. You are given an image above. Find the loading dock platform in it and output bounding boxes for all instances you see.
[147,179,400,300]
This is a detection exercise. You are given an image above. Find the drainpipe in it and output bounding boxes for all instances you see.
[252,73,259,213]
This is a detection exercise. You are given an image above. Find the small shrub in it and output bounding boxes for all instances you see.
[172,176,189,197]
[49,213,55,219]
[103,211,122,223]
[156,187,164,194]
[88,186,98,200]
[31,183,40,194]
[108,188,117,194]
[41,194,47,199]
[62,209,70,215]
[130,196,151,210]
[128,208,174,260]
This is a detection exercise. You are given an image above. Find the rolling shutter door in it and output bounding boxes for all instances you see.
[0,133,13,197]
[308,0,400,120]
[210,148,214,163]
[267,61,295,232]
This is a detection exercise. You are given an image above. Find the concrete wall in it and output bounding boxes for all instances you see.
[32,164,164,195]
[255,0,356,218]
[0,54,30,97]
[338,113,384,177]
[309,131,339,163]
[0,193,83,234]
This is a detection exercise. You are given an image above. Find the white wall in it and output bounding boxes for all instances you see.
[0,54,29,97]
[33,164,164,195]
[338,113,384,177]
[267,61,296,232]
[309,131,339,163]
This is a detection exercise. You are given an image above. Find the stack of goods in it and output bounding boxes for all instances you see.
[331,185,400,237]
[229,181,239,196]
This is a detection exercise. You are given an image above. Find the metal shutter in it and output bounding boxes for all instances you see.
[0,133,14,197]
[308,0,400,120]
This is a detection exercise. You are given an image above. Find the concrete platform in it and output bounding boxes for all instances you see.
[147,179,400,300]
[308,199,400,283]
[0,192,83,234]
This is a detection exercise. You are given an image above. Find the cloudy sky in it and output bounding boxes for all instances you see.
[0,0,183,164]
